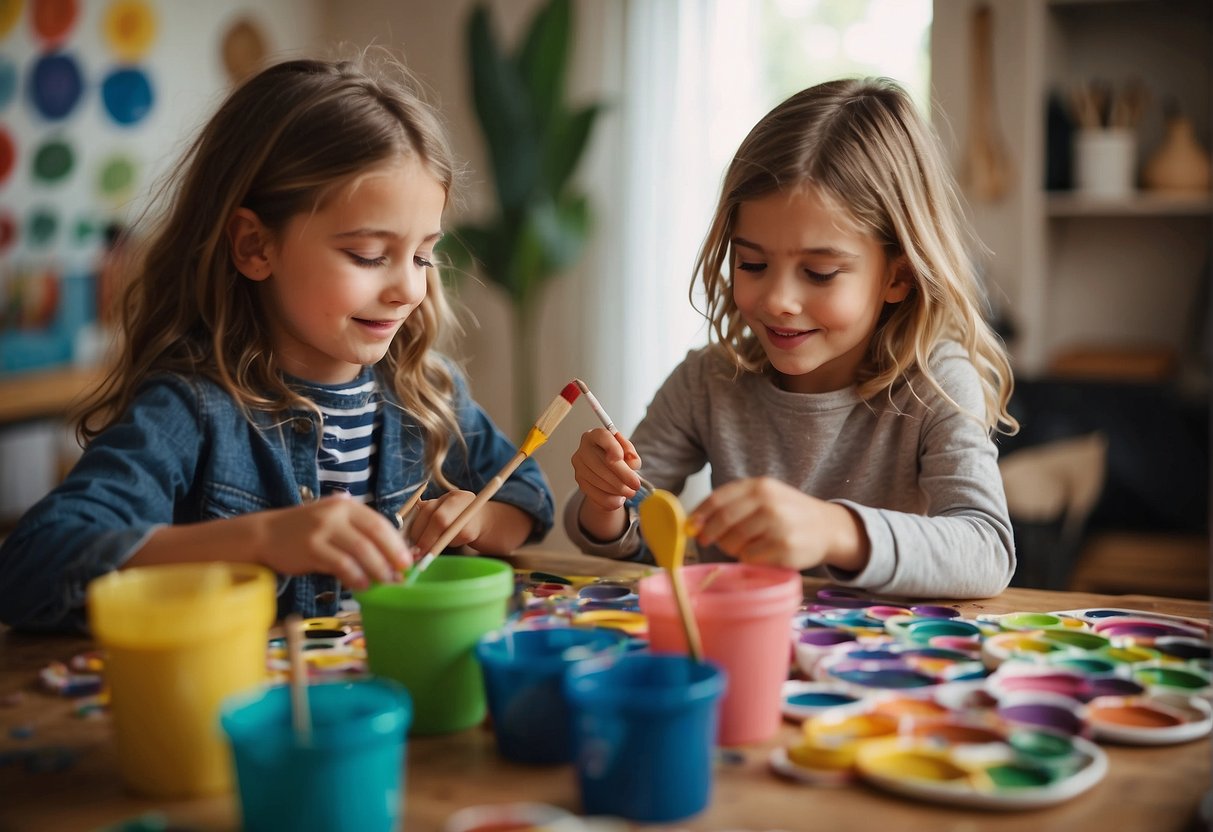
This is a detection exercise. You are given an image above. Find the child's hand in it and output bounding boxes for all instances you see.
[571,428,643,511]
[409,490,480,555]
[688,477,869,572]
[258,494,411,589]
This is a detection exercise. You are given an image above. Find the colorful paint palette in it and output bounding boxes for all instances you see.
[780,680,861,721]
[1085,693,1212,745]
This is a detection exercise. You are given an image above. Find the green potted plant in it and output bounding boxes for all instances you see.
[441,0,604,435]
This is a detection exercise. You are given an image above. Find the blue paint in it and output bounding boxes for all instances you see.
[102,67,154,126]
[787,691,856,707]
[29,53,83,120]
[831,668,935,688]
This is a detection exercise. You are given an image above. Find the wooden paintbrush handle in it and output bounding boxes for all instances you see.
[669,568,704,662]
[425,451,526,557]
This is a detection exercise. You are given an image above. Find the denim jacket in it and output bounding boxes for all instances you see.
[0,364,554,632]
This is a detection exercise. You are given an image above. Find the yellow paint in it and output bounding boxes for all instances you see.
[805,711,898,746]
[572,609,647,635]
[857,739,970,783]
[104,0,157,61]
[0,0,20,38]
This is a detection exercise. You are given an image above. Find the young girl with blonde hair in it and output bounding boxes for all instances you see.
[568,77,1017,598]
[0,55,553,631]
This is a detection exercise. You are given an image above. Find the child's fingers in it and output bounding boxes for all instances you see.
[612,432,643,470]
[350,504,411,572]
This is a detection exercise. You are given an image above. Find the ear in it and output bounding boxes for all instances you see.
[227,207,273,281]
[883,256,913,304]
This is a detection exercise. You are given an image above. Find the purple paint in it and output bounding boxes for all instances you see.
[579,584,632,601]
[1094,620,1192,639]
[998,702,1083,735]
[909,604,961,619]
[798,629,857,647]
[1082,677,1145,699]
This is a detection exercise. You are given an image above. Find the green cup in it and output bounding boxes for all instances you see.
[356,556,514,735]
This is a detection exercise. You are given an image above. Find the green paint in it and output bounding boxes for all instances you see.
[99,156,136,196]
[27,209,58,246]
[33,139,73,182]
[984,763,1054,789]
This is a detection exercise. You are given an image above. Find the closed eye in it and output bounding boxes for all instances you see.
[806,269,840,283]
[737,260,766,273]
[347,251,387,267]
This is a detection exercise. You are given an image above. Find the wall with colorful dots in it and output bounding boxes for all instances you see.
[0,0,322,374]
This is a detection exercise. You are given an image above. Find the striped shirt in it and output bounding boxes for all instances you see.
[296,370,380,503]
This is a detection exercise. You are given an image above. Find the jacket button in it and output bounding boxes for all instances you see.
[299,486,314,502]
[293,418,312,434]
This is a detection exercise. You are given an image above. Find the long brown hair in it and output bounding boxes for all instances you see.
[695,77,1016,434]
[78,52,467,484]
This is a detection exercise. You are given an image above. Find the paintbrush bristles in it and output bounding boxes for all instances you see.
[519,389,578,457]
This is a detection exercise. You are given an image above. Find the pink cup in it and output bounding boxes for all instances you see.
[639,563,802,745]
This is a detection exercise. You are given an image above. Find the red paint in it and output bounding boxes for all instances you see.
[32,0,79,45]
[560,381,580,403]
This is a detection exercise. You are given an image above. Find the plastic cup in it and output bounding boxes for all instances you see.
[565,651,725,823]
[86,562,275,797]
[356,556,513,734]
[221,679,411,832]
[640,563,802,745]
[476,626,628,764]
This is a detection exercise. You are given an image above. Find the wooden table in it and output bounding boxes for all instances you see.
[0,366,104,427]
[1,548,1209,831]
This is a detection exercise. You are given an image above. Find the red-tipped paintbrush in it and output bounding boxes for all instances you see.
[404,382,581,584]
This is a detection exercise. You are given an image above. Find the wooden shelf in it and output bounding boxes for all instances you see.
[0,366,104,427]
[1046,191,1213,217]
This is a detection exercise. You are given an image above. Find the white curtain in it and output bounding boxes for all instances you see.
[583,0,764,459]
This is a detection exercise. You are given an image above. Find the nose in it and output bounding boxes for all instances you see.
[760,269,802,317]
[384,263,428,308]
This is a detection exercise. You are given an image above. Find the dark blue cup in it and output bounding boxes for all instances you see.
[564,651,726,823]
[476,626,627,764]
[220,679,411,832]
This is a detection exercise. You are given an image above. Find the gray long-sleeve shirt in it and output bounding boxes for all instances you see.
[564,342,1014,598]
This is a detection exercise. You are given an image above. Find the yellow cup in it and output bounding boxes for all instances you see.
[87,562,275,798]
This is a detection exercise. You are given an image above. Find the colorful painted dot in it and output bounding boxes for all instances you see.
[29,52,83,120]
[104,0,156,61]
[101,66,153,125]
[0,126,13,184]
[32,138,73,183]
[33,0,79,45]
[0,58,16,111]
[0,0,21,39]
[99,154,136,198]
[27,208,58,246]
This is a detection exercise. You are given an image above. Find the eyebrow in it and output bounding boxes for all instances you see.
[333,229,445,244]
[731,236,858,259]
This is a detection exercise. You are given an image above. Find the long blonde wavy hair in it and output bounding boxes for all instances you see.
[77,53,467,484]
[696,77,1017,434]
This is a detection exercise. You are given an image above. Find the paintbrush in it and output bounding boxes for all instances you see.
[405,381,582,584]
[285,613,312,747]
[394,479,430,530]
[573,378,655,496]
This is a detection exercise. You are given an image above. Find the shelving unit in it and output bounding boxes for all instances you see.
[932,0,1213,378]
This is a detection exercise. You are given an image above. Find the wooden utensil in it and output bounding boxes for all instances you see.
[638,489,703,662]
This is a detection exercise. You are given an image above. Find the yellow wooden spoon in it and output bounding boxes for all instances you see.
[639,489,703,662]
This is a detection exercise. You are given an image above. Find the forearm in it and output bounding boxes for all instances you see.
[125,514,269,569]
[466,501,541,555]
[822,502,871,573]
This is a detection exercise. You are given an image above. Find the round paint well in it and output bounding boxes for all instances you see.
[788,690,856,708]
[807,711,899,744]
[909,721,1004,745]
[865,605,913,620]
[1008,729,1073,761]
[909,604,961,619]
[904,619,982,644]
[1094,620,1195,640]
[999,612,1062,631]
[798,628,856,647]
[998,701,1083,736]
[1153,638,1211,662]
[1098,644,1160,665]
[1088,701,1183,729]
[578,583,632,601]
[984,762,1055,789]
[995,672,1086,699]
[871,696,950,721]
[1083,677,1145,698]
[1049,656,1117,675]
[830,667,936,690]
[1133,666,1208,691]
[1039,630,1109,651]
[861,748,969,782]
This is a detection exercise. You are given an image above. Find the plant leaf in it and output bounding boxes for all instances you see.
[468,3,539,212]
[516,0,570,133]
[542,103,604,193]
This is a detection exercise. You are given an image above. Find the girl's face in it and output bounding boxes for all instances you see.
[731,186,909,394]
[255,157,445,384]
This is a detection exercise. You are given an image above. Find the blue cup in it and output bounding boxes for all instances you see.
[476,626,627,764]
[220,679,411,832]
[564,651,726,823]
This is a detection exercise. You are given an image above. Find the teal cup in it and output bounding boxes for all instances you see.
[220,679,411,832]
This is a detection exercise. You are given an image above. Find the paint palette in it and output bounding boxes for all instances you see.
[774,689,1109,809]
[780,680,862,721]
[510,570,649,638]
